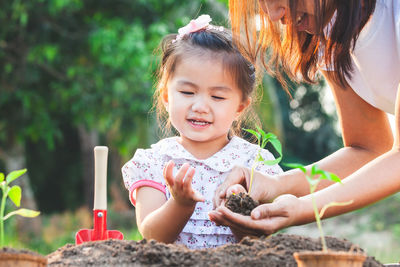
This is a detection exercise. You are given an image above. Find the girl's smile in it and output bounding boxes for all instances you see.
[187,117,211,128]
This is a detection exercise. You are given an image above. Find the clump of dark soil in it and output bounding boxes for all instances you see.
[46,233,383,267]
[225,192,259,215]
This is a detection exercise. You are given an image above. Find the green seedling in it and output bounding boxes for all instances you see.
[244,126,282,194]
[0,169,40,247]
[285,163,353,252]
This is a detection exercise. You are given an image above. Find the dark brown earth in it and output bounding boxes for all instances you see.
[46,233,383,267]
[225,192,259,216]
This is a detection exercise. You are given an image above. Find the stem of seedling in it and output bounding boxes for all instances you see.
[285,164,349,253]
[311,191,327,251]
[245,128,282,196]
[309,178,328,251]
[248,152,259,195]
[0,182,8,247]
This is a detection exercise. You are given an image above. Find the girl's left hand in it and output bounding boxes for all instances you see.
[163,160,205,207]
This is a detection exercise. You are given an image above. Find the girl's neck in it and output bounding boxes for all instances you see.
[177,136,231,160]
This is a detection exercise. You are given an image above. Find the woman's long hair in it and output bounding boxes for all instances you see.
[229,0,376,91]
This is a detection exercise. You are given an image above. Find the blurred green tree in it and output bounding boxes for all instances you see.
[0,0,230,212]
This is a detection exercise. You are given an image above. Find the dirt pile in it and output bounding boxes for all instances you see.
[47,233,383,267]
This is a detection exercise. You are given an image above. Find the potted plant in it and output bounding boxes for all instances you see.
[225,126,282,215]
[0,169,47,267]
[286,163,367,267]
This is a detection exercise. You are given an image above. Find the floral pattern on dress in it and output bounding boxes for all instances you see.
[121,136,283,249]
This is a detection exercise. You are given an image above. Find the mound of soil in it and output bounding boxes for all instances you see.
[225,192,259,216]
[47,233,383,267]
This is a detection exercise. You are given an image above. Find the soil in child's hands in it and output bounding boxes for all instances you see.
[225,192,259,216]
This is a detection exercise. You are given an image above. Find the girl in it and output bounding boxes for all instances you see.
[121,14,282,249]
[210,0,400,237]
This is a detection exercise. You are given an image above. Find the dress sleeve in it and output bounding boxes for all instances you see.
[121,148,166,206]
[253,148,283,175]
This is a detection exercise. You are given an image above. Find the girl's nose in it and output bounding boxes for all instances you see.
[259,0,287,22]
[191,97,210,113]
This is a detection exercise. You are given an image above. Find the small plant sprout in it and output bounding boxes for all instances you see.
[244,126,282,194]
[285,163,353,252]
[0,169,40,247]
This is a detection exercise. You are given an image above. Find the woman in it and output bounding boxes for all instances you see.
[209,0,400,238]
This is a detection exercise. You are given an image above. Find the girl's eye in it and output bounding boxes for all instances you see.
[180,91,194,95]
[212,96,225,100]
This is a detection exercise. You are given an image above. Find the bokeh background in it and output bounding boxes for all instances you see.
[1,0,399,263]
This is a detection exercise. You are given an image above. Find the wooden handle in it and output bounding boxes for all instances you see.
[94,146,108,210]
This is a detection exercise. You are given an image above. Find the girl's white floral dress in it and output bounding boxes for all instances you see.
[122,136,283,249]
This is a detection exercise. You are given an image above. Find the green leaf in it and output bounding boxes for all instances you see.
[269,138,282,158]
[244,128,261,141]
[327,173,342,183]
[6,169,27,184]
[285,163,307,174]
[8,185,22,207]
[0,173,4,183]
[255,125,265,135]
[314,169,328,179]
[4,209,40,221]
[313,169,341,184]
[263,158,281,166]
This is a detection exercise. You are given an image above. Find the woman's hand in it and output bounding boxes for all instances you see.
[213,165,281,208]
[163,161,205,207]
[209,194,307,238]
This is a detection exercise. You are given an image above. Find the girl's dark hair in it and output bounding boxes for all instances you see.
[153,25,259,137]
[229,0,376,91]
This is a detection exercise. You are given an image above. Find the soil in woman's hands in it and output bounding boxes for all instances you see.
[225,192,259,216]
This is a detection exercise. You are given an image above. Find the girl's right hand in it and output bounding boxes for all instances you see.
[213,165,281,208]
[163,160,205,207]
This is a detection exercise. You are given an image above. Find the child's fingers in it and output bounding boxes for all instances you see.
[163,160,175,186]
[182,166,195,188]
[183,167,204,202]
[174,163,190,187]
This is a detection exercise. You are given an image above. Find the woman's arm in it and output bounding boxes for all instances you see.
[214,71,393,207]
[210,81,400,236]
[136,187,196,243]
[307,78,400,219]
[277,70,393,194]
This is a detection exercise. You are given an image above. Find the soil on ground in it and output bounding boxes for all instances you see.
[225,192,259,216]
[47,233,383,267]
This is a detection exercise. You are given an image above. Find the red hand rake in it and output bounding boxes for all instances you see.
[75,146,124,244]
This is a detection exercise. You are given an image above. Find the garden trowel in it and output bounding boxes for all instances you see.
[75,146,124,244]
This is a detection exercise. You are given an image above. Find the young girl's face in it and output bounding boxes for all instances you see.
[163,53,250,152]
